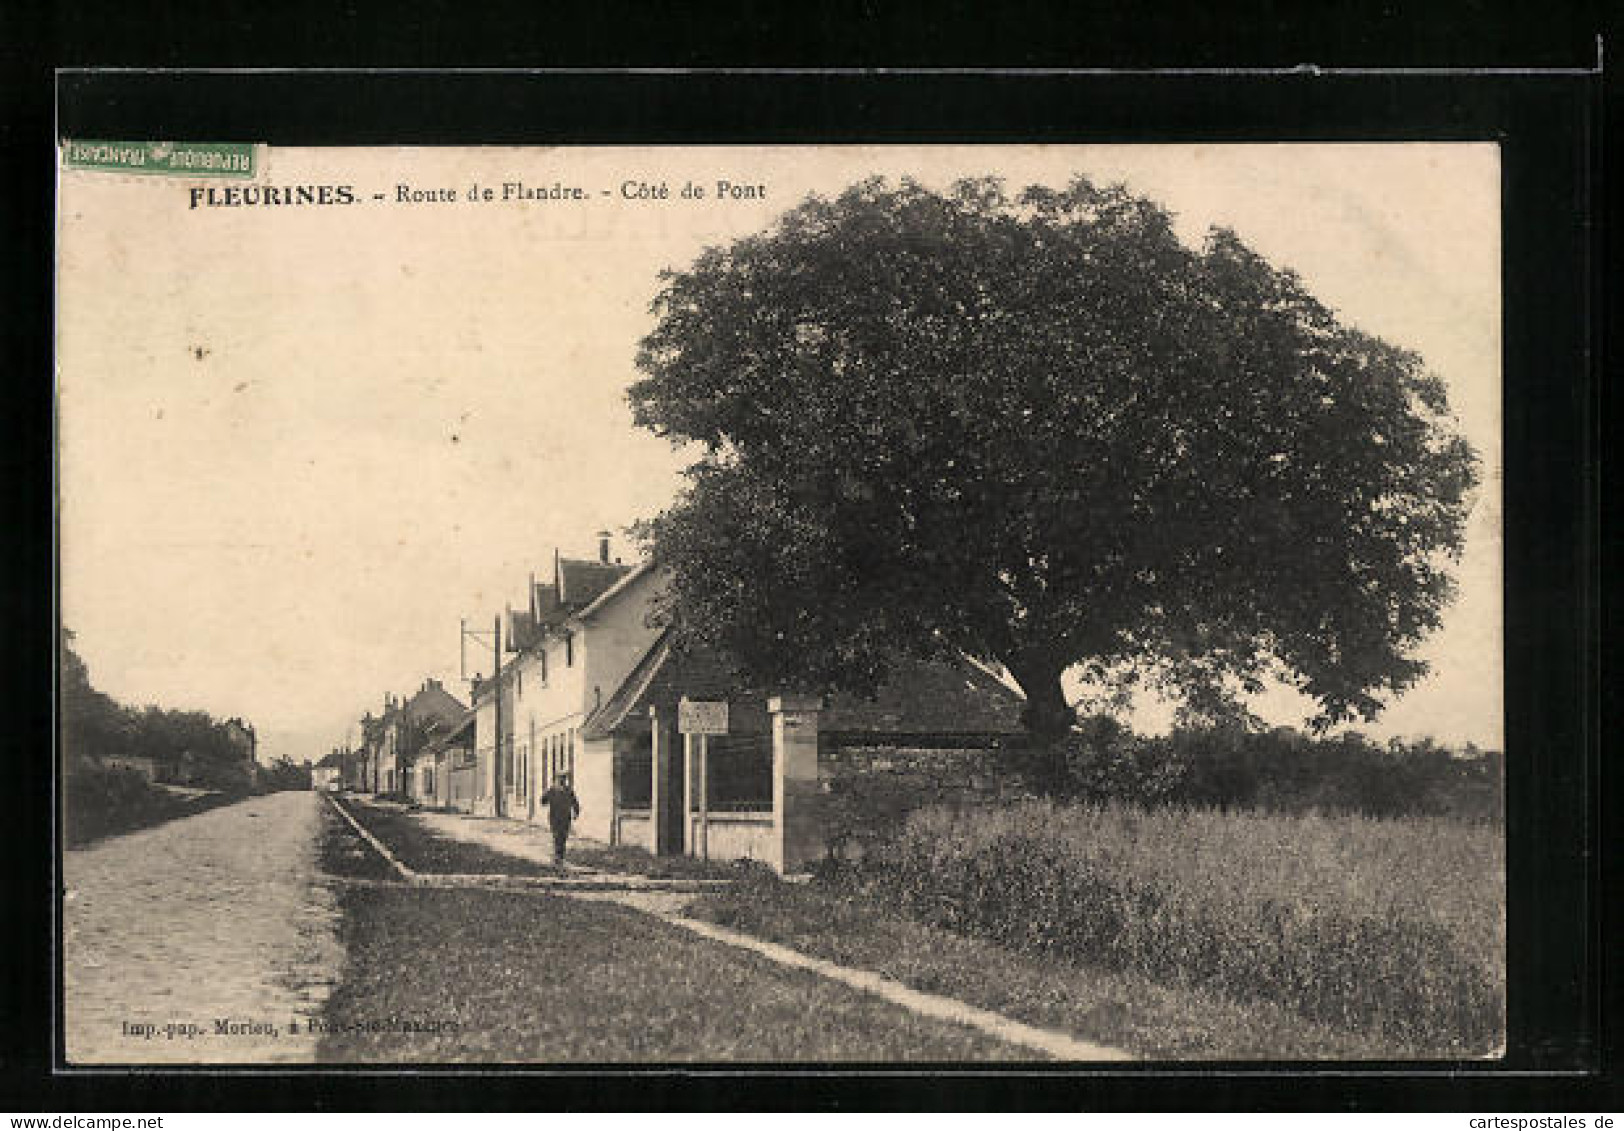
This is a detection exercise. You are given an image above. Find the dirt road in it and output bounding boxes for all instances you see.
[62,790,344,1064]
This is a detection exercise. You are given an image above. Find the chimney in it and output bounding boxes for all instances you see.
[597,530,611,564]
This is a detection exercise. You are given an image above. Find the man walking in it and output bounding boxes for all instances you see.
[540,773,581,866]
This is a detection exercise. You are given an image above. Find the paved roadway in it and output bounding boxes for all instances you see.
[62,791,344,1064]
[62,791,1071,1063]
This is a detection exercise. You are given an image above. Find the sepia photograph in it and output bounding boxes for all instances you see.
[56,141,1504,1066]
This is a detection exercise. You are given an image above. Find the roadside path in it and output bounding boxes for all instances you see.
[328,796,725,892]
[411,807,602,871]
[62,791,344,1064]
[402,803,1133,1061]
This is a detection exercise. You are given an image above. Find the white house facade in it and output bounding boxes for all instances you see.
[471,543,663,843]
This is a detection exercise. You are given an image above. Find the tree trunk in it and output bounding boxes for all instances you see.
[1006,657,1074,792]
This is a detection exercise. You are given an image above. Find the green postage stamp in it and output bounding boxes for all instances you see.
[61,139,256,179]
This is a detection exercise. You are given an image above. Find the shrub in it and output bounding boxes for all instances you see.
[1058,720,1502,824]
[851,800,1504,1052]
[257,756,313,792]
[62,758,241,847]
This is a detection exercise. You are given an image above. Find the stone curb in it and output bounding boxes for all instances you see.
[406,873,731,892]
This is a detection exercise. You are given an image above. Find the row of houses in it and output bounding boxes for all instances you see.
[326,533,1025,873]
[313,679,469,799]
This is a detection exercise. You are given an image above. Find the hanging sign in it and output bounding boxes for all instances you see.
[678,698,729,735]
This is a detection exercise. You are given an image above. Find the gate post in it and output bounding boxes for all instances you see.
[768,694,824,874]
[682,730,696,855]
[648,705,664,855]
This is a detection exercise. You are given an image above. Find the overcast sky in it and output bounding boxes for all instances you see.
[58,144,1501,761]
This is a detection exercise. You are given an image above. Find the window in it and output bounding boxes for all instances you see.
[616,733,652,809]
[517,670,522,698]
[540,647,547,683]
[564,633,574,667]
[705,734,774,811]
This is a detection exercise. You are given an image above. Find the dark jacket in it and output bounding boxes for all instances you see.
[540,784,580,828]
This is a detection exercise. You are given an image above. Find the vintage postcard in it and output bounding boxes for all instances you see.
[57,142,1503,1065]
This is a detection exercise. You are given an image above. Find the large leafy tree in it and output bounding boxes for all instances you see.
[60,626,130,763]
[628,177,1478,759]
[61,626,257,790]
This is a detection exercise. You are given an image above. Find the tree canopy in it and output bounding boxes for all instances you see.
[628,176,1478,752]
[61,626,257,790]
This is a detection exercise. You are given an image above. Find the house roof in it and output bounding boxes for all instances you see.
[506,606,543,652]
[473,557,647,706]
[821,657,1025,734]
[582,629,757,738]
[430,709,477,748]
[530,581,569,629]
[557,557,634,607]
[402,681,467,727]
[582,634,1026,740]
[575,560,655,620]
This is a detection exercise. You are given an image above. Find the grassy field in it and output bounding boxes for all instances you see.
[686,872,1412,1059]
[847,800,1504,1055]
[313,807,1026,1062]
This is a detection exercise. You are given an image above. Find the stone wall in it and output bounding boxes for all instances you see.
[817,738,1032,861]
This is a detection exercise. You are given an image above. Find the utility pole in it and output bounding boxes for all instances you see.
[492,613,504,819]
[461,615,505,819]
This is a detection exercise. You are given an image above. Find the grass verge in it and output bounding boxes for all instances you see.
[312,880,1028,1061]
[64,776,252,848]
[318,797,400,882]
[566,841,765,881]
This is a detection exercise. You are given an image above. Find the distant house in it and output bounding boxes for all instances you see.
[352,711,384,793]
[416,709,477,810]
[102,754,159,782]
[311,750,343,791]
[367,680,467,797]
[222,718,257,774]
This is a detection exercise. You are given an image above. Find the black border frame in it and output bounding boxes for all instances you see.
[5,64,1608,1111]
